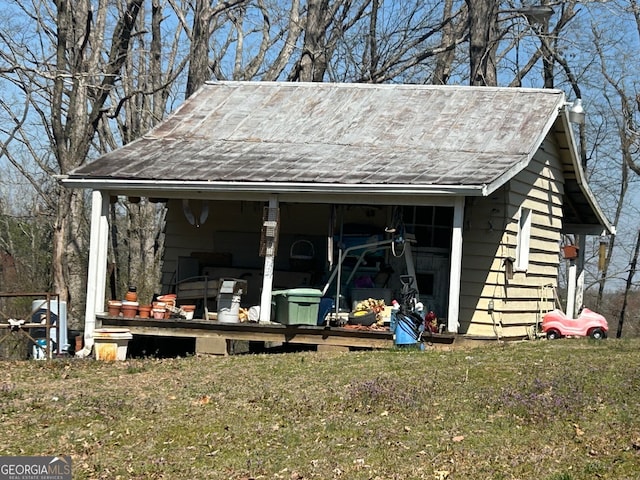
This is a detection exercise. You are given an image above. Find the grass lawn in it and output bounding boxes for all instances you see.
[1,338,640,479]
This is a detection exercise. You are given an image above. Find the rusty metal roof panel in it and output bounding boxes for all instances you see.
[69,81,565,190]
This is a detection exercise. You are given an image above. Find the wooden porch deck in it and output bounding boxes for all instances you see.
[97,315,456,355]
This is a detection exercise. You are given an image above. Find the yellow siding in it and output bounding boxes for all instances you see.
[460,321,538,338]
[460,137,563,337]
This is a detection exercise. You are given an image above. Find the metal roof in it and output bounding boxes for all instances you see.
[62,81,612,233]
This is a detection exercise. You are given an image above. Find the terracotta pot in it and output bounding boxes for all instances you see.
[121,305,138,318]
[181,305,196,320]
[138,305,152,319]
[562,245,578,260]
[152,308,166,319]
[107,300,122,317]
[157,294,176,312]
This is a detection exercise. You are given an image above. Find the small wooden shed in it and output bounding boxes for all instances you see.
[61,81,613,349]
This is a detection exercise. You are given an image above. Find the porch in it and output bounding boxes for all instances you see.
[97,315,456,355]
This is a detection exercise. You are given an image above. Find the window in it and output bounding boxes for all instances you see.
[515,207,532,271]
[402,206,454,249]
[416,272,435,296]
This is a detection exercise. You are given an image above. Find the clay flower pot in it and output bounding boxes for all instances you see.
[138,305,152,319]
[107,300,122,317]
[180,305,196,320]
[152,308,166,319]
[121,301,139,318]
[154,294,175,318]
[125,286,138,302]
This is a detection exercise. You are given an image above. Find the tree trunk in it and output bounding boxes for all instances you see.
[616,229,640,338]
[52,188,88,328]
[262,0,303,81]
[186,0,211,97]
[151,0,168,120]
[294,0,330,82]
[594,36,633,307]
[365,0,379,82]
[50,0,144,328]
[539,12,554,88]
[467,0,498,86]
[432,0,458,85]
[123,200,164,304]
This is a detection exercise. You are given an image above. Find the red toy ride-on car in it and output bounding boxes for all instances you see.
[542,308,608,340]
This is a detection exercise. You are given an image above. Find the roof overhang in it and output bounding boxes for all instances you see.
[57,176,487,205]
[555,107,615,236]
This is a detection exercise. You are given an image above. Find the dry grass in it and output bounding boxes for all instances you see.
[1,339,640,479]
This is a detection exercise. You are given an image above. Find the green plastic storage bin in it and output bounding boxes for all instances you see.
[272,288,322,325]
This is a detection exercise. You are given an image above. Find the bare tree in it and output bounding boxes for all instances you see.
[0,187,52,292]
[431,0,466,85]
[290,0,338,81]
[617,230,640,337]
[0,0,146,325]
[0,0,196,324]
[586,2,640,327]
[110,0,185,303]
[467,0,498,86]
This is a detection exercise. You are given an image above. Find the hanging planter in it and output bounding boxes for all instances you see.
[562,245,579,260]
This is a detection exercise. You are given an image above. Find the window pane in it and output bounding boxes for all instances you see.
[415,206,434,224]
[414,226,433,247]
[434,207,454,227]
[433,227,452,248]
[403,206,453,249]
[401,206,416,224]
[416,273,435,296]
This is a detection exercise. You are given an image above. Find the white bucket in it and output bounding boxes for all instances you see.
[217,293,241,323]
[248,306,260,322]
[94,328,133,361]
[31,299,69,354]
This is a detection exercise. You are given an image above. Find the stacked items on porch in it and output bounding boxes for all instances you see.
[347,297,389,328]
[106,288,196,320]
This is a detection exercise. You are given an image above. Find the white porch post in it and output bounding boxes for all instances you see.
[77,190,109,357]
[447,197,465,333]
[574,234,586,316]
[566,236,586,319]
[566,260,577,318]
[259,196,279,323]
